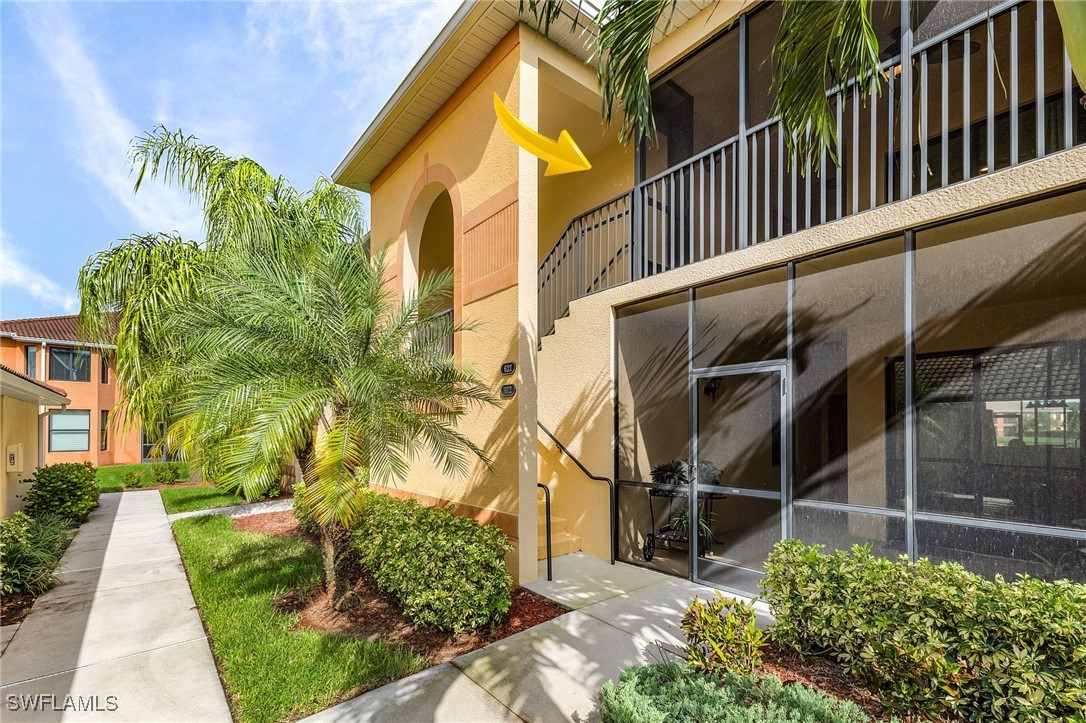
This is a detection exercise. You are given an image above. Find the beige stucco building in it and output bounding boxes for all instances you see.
[336,0,1086,589]
[1,365,70,517]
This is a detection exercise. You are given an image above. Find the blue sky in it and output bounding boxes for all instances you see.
[1,0,459,320]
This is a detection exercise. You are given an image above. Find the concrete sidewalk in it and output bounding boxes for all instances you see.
[166,496,293,522]
[306,553,768,723]
[0,491,231,722]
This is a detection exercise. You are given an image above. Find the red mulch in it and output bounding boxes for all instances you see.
[1,590,37,626]
[238,510,566,664]
[233,509,302,538]
[761,643,888,718]
[234,510,892,715]
[284,579,566,665]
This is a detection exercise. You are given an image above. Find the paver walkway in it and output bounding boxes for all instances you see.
[0,491,231,722]
[305,553,772,723]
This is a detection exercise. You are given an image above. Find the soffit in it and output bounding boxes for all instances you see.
[334,0,713,192]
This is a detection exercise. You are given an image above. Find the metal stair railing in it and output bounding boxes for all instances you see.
[537,421,616,565]
[537,483,553,581]
[538,191,633,340]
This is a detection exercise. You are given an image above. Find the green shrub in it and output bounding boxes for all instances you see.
[349,490,513,632]
[681,593,764,676]
[150,463,181,486]
[599,662,874,723]
[122,469,146,488]
[23,462,99,522]
[0,511,72,595]
[762,540,1086,722]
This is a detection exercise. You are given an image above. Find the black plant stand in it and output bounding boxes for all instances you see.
[642,485,727,562]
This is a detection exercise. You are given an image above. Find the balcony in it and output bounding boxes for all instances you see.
[538,0,1085,339]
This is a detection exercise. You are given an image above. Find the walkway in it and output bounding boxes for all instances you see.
[166,496,293,521]
[0,490,230,722]
[305,553,772,722]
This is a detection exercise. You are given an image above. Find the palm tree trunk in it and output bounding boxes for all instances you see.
[319,523,353,607]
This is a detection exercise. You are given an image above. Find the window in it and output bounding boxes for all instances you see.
[26,346,37,379]
[912,190,1086,530]
[142,426,174,462]
[49,347,91,382]
[100,353,109,384]
[49,410,90,452]
[100,410,109,451]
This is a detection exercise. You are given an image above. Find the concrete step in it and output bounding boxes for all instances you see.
[537,513,568,533]
[538,531,580,559]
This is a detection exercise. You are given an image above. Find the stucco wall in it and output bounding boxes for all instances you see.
[1,396,39,516]
[367,28,534,579]
[537,144,1086,561]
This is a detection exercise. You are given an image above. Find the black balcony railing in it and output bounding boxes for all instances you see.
[537,0,1084,340]
[538,191,633,338]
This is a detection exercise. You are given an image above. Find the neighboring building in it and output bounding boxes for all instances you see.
[0,315,142,467]
[1,365,70,516]
[335,0,1086,589]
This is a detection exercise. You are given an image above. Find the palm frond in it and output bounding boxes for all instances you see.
[595,0,674,145]
[773,0,884,168]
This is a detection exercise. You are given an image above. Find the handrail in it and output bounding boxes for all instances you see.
[638,134,740,187]
[537,483,552,581]
[538,241,627,338]
[538,190,633,275]
[537,421,616,565]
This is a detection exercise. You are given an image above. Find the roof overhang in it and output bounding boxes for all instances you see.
[1,368,70,407]
[0,332,116,349]
[333,0,711,193]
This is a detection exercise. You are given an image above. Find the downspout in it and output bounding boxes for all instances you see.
[37,341,54,468]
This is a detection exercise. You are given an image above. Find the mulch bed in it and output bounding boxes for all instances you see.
[232,511,890,715]
[234,509,303,538]
[235,510,568,665]
[761,643,887,718]
[283,582,566,665]
[1,590,37,626]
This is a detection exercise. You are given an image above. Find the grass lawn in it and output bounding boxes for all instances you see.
[173,515,425,723]
[96,461,190,493]
[160,485,243,514]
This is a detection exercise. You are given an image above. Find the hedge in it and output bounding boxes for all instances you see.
[294,483,513,632]
[762,540,1086,722]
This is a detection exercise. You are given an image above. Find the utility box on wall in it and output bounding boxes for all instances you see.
[6,443,24,474]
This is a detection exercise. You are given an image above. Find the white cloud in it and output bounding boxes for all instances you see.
[19,3,204,239]
[245,1,459,110]
[1,235,79,314]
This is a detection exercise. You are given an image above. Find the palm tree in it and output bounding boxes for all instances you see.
[524,0,1085,166]
[161,240,494,603]
[79,130,496,603]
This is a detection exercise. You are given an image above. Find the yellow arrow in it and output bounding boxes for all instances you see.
[493,93,591,176]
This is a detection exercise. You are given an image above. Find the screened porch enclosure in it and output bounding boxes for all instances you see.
[614,187,1086,594]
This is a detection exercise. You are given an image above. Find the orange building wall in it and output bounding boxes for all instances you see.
[0,338,142,467]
